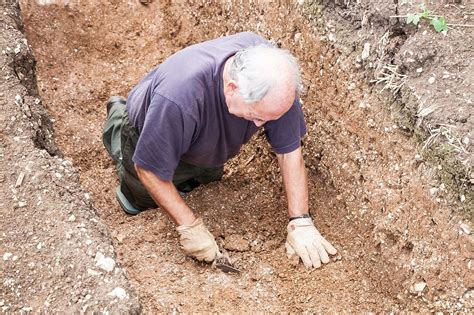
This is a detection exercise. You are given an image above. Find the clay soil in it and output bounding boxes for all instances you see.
[2,0,472,312]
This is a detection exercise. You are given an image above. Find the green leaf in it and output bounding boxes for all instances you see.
[431,16,448,33]
[420,9,430,18]
[407,13,415,24]
[412,13,422,25]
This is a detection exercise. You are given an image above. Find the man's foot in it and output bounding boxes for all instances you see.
[176,178,200,193]
[106,96,126,115]
[115,186,141,215]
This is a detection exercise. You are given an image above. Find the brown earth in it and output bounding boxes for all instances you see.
[0,2,140,313]
[0,0,472,312]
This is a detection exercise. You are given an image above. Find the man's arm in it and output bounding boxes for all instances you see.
[135,165,196,225]
[277,147,337,268]
[135,165,220,262]
[276,147,309,218]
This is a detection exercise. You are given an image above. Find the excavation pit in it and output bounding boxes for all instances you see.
[13,0,472,312]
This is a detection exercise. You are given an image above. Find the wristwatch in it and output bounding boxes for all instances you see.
[289,213,311,222]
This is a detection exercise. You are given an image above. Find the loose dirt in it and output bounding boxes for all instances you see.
[2,0,471,312]
[0,2,140,313]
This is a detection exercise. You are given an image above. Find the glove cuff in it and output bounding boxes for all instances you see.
[287,217,314,232]
[176,217,203,232]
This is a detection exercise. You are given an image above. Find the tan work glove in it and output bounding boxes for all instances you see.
[176,217,221,262]
[286,217,337,268]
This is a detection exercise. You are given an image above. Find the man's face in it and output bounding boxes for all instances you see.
[225,82,295,127]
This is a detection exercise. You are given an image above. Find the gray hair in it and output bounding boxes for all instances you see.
[228,45,302,103]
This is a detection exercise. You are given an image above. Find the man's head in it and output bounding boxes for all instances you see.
[223,45,302,127]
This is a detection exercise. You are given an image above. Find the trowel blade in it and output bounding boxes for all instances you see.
[215,251,241,274]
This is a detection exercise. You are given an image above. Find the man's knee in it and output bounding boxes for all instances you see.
[195,165,224,184]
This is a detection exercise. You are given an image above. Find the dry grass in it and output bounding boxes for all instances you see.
[372,64,407,94]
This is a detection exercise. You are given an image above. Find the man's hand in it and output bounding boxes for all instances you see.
[286,218,337,268]
[176,217,221,262]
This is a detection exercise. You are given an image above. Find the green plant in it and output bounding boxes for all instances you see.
[406,3,448,33]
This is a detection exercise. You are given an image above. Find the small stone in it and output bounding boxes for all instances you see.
[15,172,25,187]
[223,234,250,252]
[95,252,115,272]
[460,223,471,235]
[460,195,466,203]
[18,201,27,208]
[108,287,128,299]
[87,268,101,276]
[413,282,427,293]
[3,253,13,261]
[294,32,302,42]
[15,94,22,104]
[68,215,76,222]
[250,263,274,281]
[361,42,370,60]
[416,67,423,73]
[428,77,435,84]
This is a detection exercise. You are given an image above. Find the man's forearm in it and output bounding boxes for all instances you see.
[276,147,309,217]
[135,165,196,226]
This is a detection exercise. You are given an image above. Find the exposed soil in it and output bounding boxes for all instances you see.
[0,2,140,313]
[1,0,471,312]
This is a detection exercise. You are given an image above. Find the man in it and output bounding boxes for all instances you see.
[103,32,337,268]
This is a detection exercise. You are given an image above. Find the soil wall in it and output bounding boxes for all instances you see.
[0,2,140,312]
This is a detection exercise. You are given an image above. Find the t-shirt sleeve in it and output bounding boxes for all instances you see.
[132,93,195,181]
[264,98,307,154]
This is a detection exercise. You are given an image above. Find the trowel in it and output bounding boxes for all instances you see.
[214,249,240,274]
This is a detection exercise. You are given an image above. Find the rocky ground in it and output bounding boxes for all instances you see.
[0,2,140,312]
[1,0,472,312]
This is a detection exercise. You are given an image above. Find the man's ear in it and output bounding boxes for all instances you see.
[227,80,238,91]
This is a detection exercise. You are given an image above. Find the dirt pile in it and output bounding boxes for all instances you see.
[1,0,471,312]
[0,2,140,313]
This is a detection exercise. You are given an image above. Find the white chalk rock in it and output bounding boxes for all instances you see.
[361,42,370,60]
[412,282,427,293]
[3,253,13,261]
[108,287,128,299]
[95,252,115,272]
[460,223,471,235]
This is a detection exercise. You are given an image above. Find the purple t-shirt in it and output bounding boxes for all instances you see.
[127,32,307,181]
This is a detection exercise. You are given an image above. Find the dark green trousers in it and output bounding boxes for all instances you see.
[102,102,223,210]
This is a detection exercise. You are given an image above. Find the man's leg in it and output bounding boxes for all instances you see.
[119,111,158,212]
[173,162,224,192]
[194,165,224,185]
[102,96,127,175]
